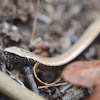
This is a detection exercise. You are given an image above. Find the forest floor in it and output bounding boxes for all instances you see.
[0,0,100,100]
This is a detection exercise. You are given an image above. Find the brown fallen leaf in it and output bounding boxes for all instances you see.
[62,60,100,87]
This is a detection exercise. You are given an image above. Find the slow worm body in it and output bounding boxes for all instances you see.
[3,19,100,86]
[4,19,100,67]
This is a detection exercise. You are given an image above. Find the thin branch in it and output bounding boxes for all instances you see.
[30,0,40,44]
[24,67,39,94]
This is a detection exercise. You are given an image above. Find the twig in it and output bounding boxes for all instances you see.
[30,0,40,44]
[24,67,39,94]
[38,82,69,89]
[0,71,44,100]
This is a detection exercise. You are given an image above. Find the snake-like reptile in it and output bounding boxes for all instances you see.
[3,19,100,85]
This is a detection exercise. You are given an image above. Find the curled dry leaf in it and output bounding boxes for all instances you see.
[62,60,100,87]
[30,38,50,57]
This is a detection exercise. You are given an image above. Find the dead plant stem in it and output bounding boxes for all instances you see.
[30,0,40,44]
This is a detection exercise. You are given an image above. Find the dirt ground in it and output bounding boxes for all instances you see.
[0,0,100,100]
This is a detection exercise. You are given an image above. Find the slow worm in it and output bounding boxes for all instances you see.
[4,19,100,67]
[3,18,100,85]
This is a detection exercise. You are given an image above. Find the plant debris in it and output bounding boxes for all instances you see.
[62,60,100,87]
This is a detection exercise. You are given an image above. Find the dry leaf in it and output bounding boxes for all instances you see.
[62,60,100,87]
